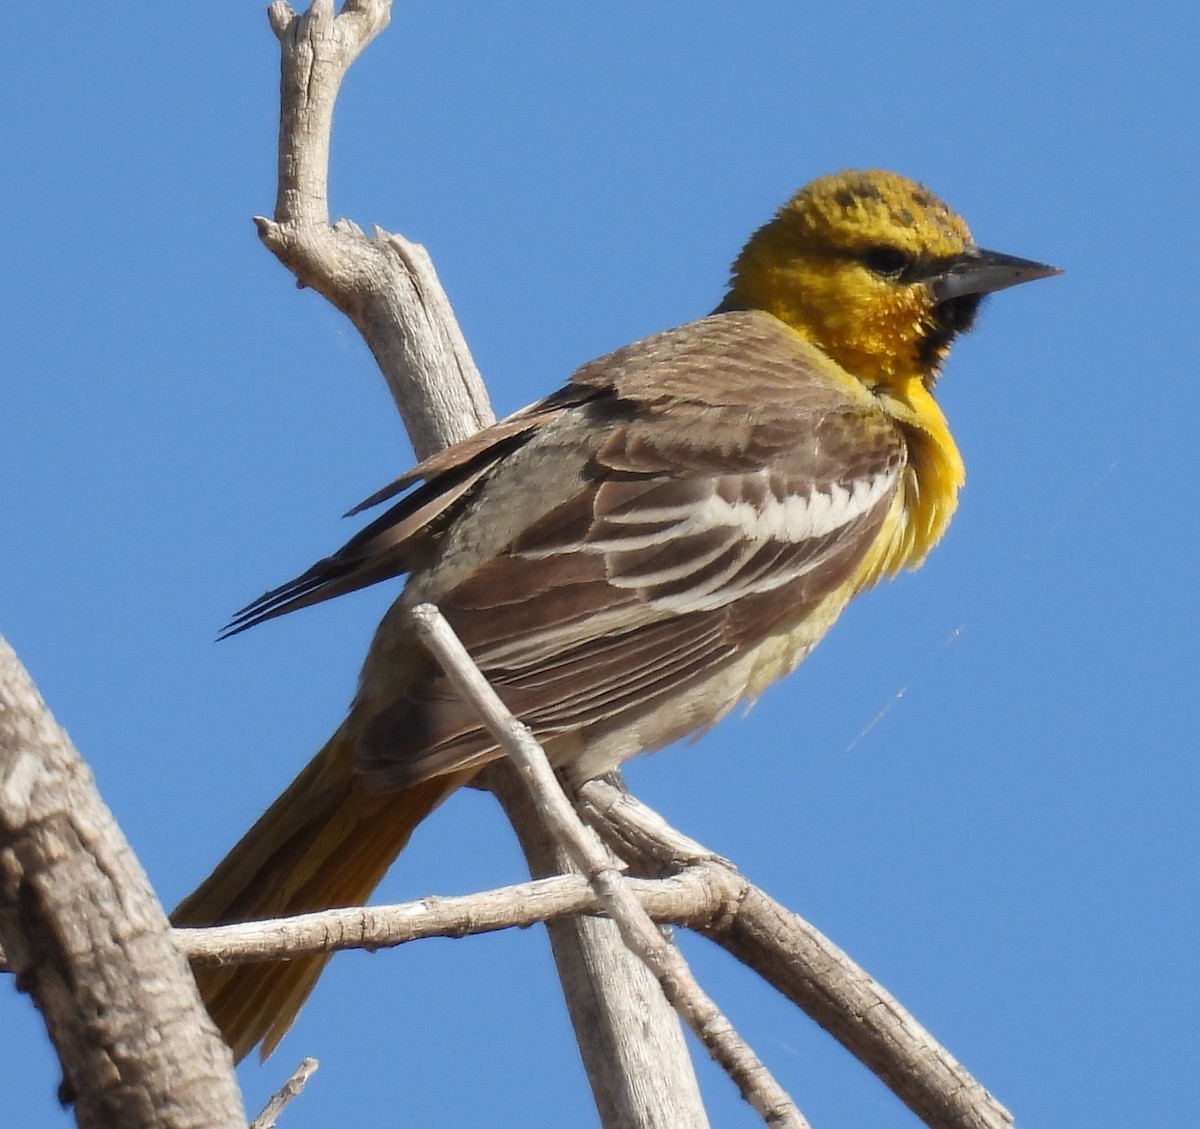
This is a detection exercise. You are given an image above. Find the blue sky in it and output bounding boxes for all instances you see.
[4,4,1196,1126]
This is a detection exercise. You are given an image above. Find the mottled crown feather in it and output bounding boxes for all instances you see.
[774,169,973,259]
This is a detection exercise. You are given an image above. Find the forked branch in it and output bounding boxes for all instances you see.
[255,2,710,1125]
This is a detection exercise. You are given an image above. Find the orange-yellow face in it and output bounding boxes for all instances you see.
[726,170,978,388]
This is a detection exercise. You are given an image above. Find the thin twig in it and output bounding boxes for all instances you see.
[250,1057,319,1129]
[411,604,810,1129]
[173,867,737,967]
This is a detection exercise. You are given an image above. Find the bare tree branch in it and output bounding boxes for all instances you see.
[259,0,491,458]
[175,868,735,967]
[480,767,712,1129]
[164,791,1011,1129]
[413,605,809,1129]
[255,3,707,1125]
[0,635,246,1129]
[580,781,1017,1129]
[82,800,1009,1129]
[0,768,1012,1129]
[249,1057,318,1129]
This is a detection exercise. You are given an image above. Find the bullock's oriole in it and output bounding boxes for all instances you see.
[174,169,1060,1060]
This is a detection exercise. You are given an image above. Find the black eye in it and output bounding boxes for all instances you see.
[862,245,913,279]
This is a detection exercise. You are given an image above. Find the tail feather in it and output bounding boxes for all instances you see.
[173,728,473,1061]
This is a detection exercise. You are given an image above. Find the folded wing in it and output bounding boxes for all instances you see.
[352,312,907,787]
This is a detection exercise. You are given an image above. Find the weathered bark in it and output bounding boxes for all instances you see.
[0,636,245,1129]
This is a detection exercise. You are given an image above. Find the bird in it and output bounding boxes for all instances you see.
[173,169,1060,1061]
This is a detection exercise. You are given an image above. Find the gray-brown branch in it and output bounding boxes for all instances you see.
[255,3,710,1127]
[0,636,245,1129]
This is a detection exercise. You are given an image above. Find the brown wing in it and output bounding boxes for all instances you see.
[353,311,907,788]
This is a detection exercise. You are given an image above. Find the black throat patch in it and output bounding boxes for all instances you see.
[919,292,986,373]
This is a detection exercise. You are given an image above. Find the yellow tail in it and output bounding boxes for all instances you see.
[172,726,470,1061]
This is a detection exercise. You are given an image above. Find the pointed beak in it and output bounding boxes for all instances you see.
[931,247,1063,303]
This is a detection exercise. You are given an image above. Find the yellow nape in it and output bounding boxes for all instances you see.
[726,169,974,389]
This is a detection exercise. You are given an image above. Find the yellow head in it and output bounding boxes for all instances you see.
[724,169,1058,388]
